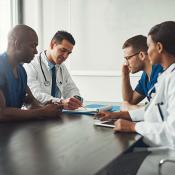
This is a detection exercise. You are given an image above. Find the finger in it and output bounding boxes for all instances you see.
[114,120,119,125]
[113,127,119,132]
[96,112,105,117]
[67,103,78,110]
[100,117,109,121]
[94,114,103,120]
[70,97,82,106]
[68,101,81,109]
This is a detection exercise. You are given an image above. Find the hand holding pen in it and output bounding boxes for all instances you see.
[95,111,114,121]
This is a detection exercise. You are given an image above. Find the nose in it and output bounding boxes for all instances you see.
[63,52,69,59]
[124,59,129,65]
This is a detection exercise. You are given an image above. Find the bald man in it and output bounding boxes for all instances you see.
[0,24,62,122]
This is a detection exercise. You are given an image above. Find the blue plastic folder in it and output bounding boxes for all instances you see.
[63,104,120,115]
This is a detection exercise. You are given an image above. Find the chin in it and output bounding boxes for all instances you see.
[26,58,33,63]
[57,61,63,65]
[129,68,136,74]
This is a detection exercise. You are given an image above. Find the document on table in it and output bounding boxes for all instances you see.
[63,104,120,115]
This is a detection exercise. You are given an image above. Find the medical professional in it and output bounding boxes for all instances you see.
[97,21,175,147]
[24,31,82,110]
[0,25,62,121]
[121,35,163,110]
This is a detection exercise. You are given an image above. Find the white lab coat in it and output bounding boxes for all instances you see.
[23,51,80,103]
[129,63,175,147]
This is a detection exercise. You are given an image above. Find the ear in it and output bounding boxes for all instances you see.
[14,39,21,50]
[50,40,57,49]
[156,42,163,53]
[138,51,147,61]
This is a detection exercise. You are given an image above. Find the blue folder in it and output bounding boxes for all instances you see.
[63,104,120,115]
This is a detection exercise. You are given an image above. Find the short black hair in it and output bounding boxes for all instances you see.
[148,21,175,55]
[122,35,148,52]
[52,30,75,45]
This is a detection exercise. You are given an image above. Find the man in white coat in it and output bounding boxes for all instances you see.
[97,21,175,147]
[24,31,82,110]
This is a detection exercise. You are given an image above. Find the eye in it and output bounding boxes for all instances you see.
[60,48,66,52]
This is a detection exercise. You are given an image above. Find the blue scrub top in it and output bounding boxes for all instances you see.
[135,64,163,101]
[0,52,27,108]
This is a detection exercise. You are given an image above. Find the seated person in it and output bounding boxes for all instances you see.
[0,24,62,122]
[98,21,175,147]
[24,31,82,110]
[121,35,163,110]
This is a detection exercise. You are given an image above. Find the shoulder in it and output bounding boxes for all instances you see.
[19,64,27,78]
[139,71,147,82]
[30,54,40,66]
[0,53,8,73]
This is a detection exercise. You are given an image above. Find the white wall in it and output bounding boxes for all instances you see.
[23,0,175,102]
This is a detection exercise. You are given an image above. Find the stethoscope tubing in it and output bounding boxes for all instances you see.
[39,53,50,86]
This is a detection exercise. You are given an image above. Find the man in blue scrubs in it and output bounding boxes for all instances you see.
[121,35,163,109]
[0,24,62,121]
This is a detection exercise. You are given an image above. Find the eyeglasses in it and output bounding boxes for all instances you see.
[124,52,140,60]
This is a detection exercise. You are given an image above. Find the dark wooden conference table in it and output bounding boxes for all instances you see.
[0,110,142,175]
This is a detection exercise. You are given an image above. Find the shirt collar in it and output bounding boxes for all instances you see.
[41,51,55,71]
[163,63,175,74]
[46,58,55,70]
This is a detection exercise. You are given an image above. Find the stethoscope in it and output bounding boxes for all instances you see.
[39,52,50,86]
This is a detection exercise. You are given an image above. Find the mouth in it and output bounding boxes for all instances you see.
[58,57,65,63]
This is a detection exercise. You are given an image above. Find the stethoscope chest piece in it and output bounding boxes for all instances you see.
[44,80,50,86]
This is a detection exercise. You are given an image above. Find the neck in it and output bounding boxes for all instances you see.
[45,50,55,65]
[6,49,19,68]
[160,54,175,70]
[162,59,175,70]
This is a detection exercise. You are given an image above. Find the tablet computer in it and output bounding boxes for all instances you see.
[94,119,116,128]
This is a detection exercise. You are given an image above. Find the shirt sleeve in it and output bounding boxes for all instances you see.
[129,107,145,121]
[135,73,146,96]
